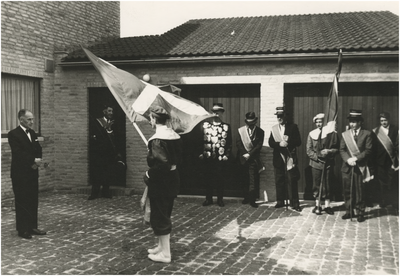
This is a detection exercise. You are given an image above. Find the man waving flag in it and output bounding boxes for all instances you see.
[82,47,215,135]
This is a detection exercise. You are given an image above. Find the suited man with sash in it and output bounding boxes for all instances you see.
[8,109,46,239]
[340,109,373,222]
[372,112,399,209]
[306,113,339,215]
[89,104,123,200]
[237,112,265,208]
[268,107,302,211]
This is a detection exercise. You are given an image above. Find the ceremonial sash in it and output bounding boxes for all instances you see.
[238,126,254,152]
[342,130,373,182]
[373,126,399,171]
[271,124,294,170]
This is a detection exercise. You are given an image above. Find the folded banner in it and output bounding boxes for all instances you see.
[82,47,215,134]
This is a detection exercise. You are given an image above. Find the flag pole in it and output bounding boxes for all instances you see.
[132,122,148,145]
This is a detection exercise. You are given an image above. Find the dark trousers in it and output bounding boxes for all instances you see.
[12,176,39,233]
[312,166,333,200]
[342,166,366,215]
[274,167,300,207]
[149,196,175,236]
[243,160,260,202]
[203,160,227,200]
[90,157,113,197]
[377,165,399,206]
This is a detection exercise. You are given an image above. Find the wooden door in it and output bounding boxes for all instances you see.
[285,82,399,200]
[178,84,261,197]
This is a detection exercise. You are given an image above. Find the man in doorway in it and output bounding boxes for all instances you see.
[8,109,47,239]
[268,107,302,212]
[199,103,232,207]
[306,113,339,215]
[237,112,265,208]
[340,109,373,222]
[372,112,399,209]
[88,104,123,200]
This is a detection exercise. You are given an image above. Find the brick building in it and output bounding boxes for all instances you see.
[1,1,120,202]
[2,8,399,203]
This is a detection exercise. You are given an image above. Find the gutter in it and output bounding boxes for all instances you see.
[59,50,399,67]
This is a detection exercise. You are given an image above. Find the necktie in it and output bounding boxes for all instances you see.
[25,129,32,142]
[354,130,358,142]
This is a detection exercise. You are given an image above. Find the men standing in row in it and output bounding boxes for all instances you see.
[268,107,302,212]
[306,113,339,215]
[237,112,265,208]
[340,109,373,222]
[8,109,47,239]
[199,103,232,207]
[372,112,399,209]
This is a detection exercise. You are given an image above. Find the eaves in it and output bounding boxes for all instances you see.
[59,50,399,67]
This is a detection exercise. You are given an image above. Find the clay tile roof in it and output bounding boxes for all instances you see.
[63,11,399,62]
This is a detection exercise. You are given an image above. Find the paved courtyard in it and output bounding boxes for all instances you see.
[1,191,399,275]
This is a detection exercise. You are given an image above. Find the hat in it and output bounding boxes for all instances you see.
[347,109,363,121]
[378,112,390,120]
[313,113,325,123]
[150,106,170,119]
[212,103,225,112]
[274,107,285,116]
[245,112,258,124]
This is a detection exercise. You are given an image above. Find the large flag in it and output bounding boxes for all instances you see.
[320,49,342,146]
[82,47,215,134]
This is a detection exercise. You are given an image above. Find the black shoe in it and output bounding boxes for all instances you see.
[379,203,387,208]
[87,195,98,200]
[250,202,258,208]
[366,202,373,207]
[274,202,285,208]
[202,199,213,206]
[31,229,46,235]
[102,194,112,199]
[357,215,365,222]
[242,198,250,204]
[18,231,32,239]
[292,206,302,212]
[217,199,225,207]
[324,207,334,215]
[341,213,354,220]
[312,206,322,215]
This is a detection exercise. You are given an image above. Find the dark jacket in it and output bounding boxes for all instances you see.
[372,125,399,169]
[340,129,373,174]
[236,126,264,165]
[8,126,42,179]
[147,138,183,197]
[268,123,301,168]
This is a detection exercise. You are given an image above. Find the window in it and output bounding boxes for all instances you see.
[1,74,40,136]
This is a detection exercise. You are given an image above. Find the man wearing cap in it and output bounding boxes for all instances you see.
[237,112,265,208]
[144,106,182,263]
[372,112,399,209]
[306,113,339,215]
[268,107,302,211]
[340,109,373,222]
[199,103,232,207]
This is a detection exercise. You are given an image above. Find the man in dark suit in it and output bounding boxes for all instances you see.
[268,107,302,211]
[89,104,123,200]
[237,112,265,208]
[8,109,46,239]
[372,112,399,209]
[340,109,373,222]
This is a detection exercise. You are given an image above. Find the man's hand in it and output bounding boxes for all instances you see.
[320,149,329,157]
[34,158,42,167]
[347,157,357,166]
[279,141,288,147]
[242,153,250,160]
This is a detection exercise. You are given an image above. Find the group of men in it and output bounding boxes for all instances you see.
[7,103,398,239]
[197,104,399,222]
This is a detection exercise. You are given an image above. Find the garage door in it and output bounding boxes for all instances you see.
[285,82,399,200]
[178,84,261,197]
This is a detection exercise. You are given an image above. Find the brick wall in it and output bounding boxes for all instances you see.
[1,1,120,202]
[53,57,398,201]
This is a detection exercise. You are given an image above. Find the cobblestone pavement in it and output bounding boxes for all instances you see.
[1,191,399,275]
